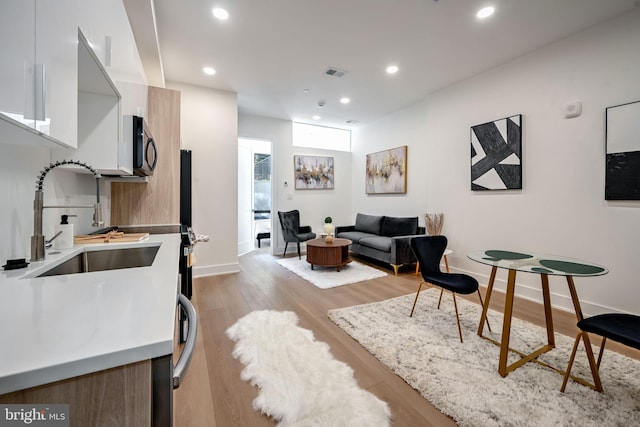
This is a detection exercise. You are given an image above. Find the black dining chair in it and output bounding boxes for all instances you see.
[561,313,640,392]
[277,210,316,259]
[409,235,490,343]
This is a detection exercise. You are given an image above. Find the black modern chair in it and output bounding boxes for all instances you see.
[561,313,640,392]
[409,235,490,343]
[277,210,316,259]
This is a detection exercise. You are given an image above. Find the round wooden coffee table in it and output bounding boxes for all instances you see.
[306,238,352,271]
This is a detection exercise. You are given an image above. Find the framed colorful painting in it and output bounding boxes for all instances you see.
[365,146,407,194]
[294,155,334,189]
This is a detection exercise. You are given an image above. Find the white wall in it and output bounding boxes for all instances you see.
[351,102,432,227]
[0,144,113,263]
[238,114,353,255]
[168,82,239,276]
[352,10,640,315]
[0,144,52,261]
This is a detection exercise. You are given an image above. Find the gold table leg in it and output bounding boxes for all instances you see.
[498,269,517,376]
[566,276,603,391]
[477,267,602,386]
[479,268,555,377]
[541,274,555,346]
[477,266,497,336]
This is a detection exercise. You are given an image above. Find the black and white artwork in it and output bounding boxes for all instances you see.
[605,100,640,200]
[470,115,522,191]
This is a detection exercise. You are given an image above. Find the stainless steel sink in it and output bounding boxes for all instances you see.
[37,246,160,277]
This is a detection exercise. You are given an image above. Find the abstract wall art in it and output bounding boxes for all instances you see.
[470,114,522,191]
[365,146,407,194]
[605,100,640,200]
[294,155,334,189]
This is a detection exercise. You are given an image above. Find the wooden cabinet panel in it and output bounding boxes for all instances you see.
[0,360,151,426]
[111,86,181,225]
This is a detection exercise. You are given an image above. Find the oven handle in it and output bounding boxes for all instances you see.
[173,293,197,389]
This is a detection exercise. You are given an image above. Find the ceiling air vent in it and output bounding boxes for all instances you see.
[325,67,347,77]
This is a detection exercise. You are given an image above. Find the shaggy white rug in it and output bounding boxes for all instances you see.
[328,289,640,427]
[275,257,387,289]
[226,310,392,426]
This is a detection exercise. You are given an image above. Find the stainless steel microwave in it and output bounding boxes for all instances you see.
[131,115,157,176]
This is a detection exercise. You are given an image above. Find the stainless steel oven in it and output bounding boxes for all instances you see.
[111,224,197,427]
[152,293,197,427]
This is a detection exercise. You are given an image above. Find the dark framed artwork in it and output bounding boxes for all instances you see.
[470,114,522,191]
[365,146,407,194]
[605,100,640,200]
[294,155,334,189]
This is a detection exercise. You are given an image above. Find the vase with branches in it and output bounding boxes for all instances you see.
[425,213,444,236]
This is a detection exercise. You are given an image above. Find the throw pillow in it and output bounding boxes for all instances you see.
[354,213,384,235]
[381,216,418,237]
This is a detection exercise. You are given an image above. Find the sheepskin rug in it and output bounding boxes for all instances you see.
[226,310,391,426]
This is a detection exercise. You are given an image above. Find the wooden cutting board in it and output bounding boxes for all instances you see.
[74,232,150,244]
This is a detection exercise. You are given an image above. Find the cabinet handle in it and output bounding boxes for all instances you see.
[173,293,197,389]
[34,63,46,122]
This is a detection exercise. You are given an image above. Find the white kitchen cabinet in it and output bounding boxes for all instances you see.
[53,31,128,176]
[77,0,146,85]
[0,0,77,149]
[50,0,147,176]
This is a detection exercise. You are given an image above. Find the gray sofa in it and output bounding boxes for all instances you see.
[335,213,425,275]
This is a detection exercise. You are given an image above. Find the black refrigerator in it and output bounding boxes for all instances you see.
[179,149,195,342]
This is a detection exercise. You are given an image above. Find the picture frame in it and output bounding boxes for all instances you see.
[470,114,522,191]
[294,155,334,190]
[605,100,640,200]
[365,146,407,194]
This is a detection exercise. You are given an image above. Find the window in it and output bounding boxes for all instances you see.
[292,122,351,152]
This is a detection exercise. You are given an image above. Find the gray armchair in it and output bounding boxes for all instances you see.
[277,210,316,259]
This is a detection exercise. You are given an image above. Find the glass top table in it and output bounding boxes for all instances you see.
[467,250,608,276]
[468,249,608,382]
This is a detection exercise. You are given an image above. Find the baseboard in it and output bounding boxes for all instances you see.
[193,262,240,278]
[237,239,254,257]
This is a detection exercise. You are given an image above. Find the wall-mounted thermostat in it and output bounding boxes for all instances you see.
[564,101,582,118]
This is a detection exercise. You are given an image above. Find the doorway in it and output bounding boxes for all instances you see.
[238,138,272,256]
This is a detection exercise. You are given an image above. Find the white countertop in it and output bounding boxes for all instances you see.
[0,233,180,395]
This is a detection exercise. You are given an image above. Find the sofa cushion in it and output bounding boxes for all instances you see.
[355,213,384,235]
[359,236,392,252]
[381,216,418,237]
[336,231,374,244]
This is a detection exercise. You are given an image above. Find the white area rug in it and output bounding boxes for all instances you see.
[275,257,387,289]
[226,310,392,426]
[328,289,640,427]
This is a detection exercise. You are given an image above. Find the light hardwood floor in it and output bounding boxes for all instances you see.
[174,248,639,426]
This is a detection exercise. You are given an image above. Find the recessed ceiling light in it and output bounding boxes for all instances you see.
[386,65,399,75]
[312,115,321,120]
[303,89,310,93]
[340,97,350,104]
[212,7,229,20]
[203,67,216,76]
[476,6,495,19]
